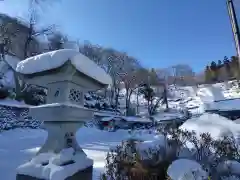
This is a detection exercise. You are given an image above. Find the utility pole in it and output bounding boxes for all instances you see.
[227,0,240,59]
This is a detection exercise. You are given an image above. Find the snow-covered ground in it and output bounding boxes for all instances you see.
[0,127,156,180]
[2,113,240,179]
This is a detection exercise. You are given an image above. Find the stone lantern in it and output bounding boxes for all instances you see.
[15,49,112,180]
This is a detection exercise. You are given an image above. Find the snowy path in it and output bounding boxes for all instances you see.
[0,127,134,180]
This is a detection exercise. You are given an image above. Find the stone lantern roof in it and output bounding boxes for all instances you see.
[16,49,112,88]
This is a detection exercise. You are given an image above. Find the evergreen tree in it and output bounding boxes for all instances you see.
[204,66,212,83]
[217,60,223,69]
[139,84,162,115]
[223,56,231,79]
[210,61,217,71]
[210,61,218,82]
[230,56,240,80]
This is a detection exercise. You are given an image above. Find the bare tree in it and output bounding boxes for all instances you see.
[0,0,58,99]
[47,32,68,50]
[0,13,28,58]
[121,68,149,115]
[22,0,55,58]
[79,42,145,113]
[79,41,103,66]
[103,49,128,108]
[0,15,28,98]
[155,68,171,110]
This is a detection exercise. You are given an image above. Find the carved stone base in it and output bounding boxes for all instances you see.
[37,122,84,155]
[16,165,93,180]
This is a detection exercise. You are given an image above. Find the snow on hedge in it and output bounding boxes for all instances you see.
[167,159,208,180]
[180,113,240,140]
[16,49,112,85]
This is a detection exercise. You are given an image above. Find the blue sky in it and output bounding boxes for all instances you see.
[0,0,238,72]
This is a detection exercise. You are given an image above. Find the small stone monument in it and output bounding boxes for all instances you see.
[15,49,112,180]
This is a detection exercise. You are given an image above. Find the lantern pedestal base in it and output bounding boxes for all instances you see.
[16,165,93,180]
[37,122,83,154]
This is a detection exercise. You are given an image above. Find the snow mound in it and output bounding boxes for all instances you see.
[180,113,240,140]
[152,110,186,122]
[167,159,208,180]
[197,85,225,103]
[135,135,167,161]
[16,49,112,85]
[16,148,93,180]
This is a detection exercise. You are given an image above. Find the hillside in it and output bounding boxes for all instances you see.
[1,63,240,117]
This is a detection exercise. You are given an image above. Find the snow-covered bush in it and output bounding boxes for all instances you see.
[0,105,41,131]
[167,159,208,180]
[101,123,240,180]
[100,138,170,180]
[21,85,46,105]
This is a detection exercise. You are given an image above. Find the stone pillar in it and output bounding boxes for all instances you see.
[37,122,84,154]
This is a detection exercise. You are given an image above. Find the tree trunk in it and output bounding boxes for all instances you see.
[110,87,114,105]
[24,38,31,58]
[104,88,107,98]
[153,99,158,115]
[114,87,120,110]
[147,99,151,115]
[164,85,169,110]
[24,26,33,59]
[13,72,22,100]
[136,89,139,115]
[125,89,129,116]
[126,89,134,116]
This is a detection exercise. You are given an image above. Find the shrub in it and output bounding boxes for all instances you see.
[101,123,240,180]
[100,139,170,180]
[0,87,9,99]
[95,102,101,110]
[22,85,46,105]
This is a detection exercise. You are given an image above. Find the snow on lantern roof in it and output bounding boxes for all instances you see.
[16,49,112,85]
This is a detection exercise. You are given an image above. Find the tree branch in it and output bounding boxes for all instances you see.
[33,25,55,37]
